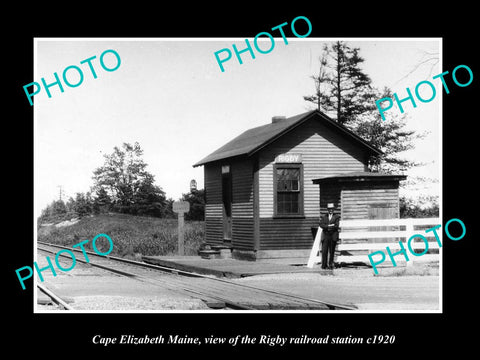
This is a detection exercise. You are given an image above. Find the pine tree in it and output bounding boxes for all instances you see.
[132,177,167,217]
[39,199,67,223]
[73,192,92,217]
[52,199,67,216]
[346,87,425,173]
[93,187,112,214]
[304,42,424,173]
[304,41,375,125]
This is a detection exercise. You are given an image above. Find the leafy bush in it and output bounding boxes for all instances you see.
[37,214,205,257]
[400,195,439,218]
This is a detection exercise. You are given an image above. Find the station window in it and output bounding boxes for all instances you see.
[273,164,304,216]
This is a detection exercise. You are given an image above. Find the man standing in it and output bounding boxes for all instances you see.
[319,203,340,270]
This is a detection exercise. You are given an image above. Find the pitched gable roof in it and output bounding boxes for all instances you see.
[193,110,382,167]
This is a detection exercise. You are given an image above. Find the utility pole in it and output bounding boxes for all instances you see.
[173,201,190,256]
[57,185,64,201]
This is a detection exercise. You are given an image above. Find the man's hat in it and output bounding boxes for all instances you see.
[327,203,335,209]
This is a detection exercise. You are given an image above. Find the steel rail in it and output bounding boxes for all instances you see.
[37,241,356,310]
[37,245,255,310]
[37,283,74,310]
[37,241,205,277]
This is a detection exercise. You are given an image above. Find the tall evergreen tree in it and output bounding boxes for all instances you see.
[39,199,67,222]
[73,192,93,217]
[92,187,112,214]
[304,41,375,125]
[348,87,424,173]
[52,199,67,215]
[132,177,167,217]
[304,42,424,173]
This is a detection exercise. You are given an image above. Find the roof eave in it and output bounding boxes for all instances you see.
[193,110,383,167]
[193,154,248,168]
[315,111,383,156]
[246,110,317,157]
[312,174,407,184]
[248,110,383,157]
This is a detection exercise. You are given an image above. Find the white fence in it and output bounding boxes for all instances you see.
[306,218,441,268]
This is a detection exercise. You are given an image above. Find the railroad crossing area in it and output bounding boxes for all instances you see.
[141,255,319,278]
[35,243,439,312]
[141,255,440,311]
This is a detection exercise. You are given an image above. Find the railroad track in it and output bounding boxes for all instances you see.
[37,241,356,311]
[37,283,74,310]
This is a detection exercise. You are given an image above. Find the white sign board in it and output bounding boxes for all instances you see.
[173,201,190,214]
[275,153,302,163]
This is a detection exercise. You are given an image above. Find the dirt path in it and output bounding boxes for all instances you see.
[232,268,440,311]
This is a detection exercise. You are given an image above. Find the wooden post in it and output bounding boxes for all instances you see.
[178,212,185,255]
[405,219,414,268]
[173,201,190,256]
[307,227,322,268]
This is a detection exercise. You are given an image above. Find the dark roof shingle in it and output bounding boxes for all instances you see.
[193,110,382,167]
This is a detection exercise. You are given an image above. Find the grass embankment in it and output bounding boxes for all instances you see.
[37,213,205,259]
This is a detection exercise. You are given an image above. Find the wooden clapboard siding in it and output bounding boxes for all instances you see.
[204,163,224,246]
[232,217,255,250]
[231,158,255,250]
[200,112,398,255]
[341,184,399,220]
[205,163,222,204]
[259,217,318,250]
[231,159,254,204]
[258,117,368,218]
[204,158,255,248]
[205,204,223,245]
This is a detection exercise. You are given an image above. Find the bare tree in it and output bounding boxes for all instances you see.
[394,51,439,85]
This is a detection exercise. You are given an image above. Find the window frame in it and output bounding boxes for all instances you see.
[273,163,304,218]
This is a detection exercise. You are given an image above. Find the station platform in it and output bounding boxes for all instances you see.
[141,255,325,278]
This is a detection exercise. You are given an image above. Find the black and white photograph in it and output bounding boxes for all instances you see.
[7,6,477,356]
[32,37,442,313]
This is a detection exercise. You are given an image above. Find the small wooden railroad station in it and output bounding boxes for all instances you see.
[193,110,406,261]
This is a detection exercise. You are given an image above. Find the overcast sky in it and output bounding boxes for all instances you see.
[34,38,441,217]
